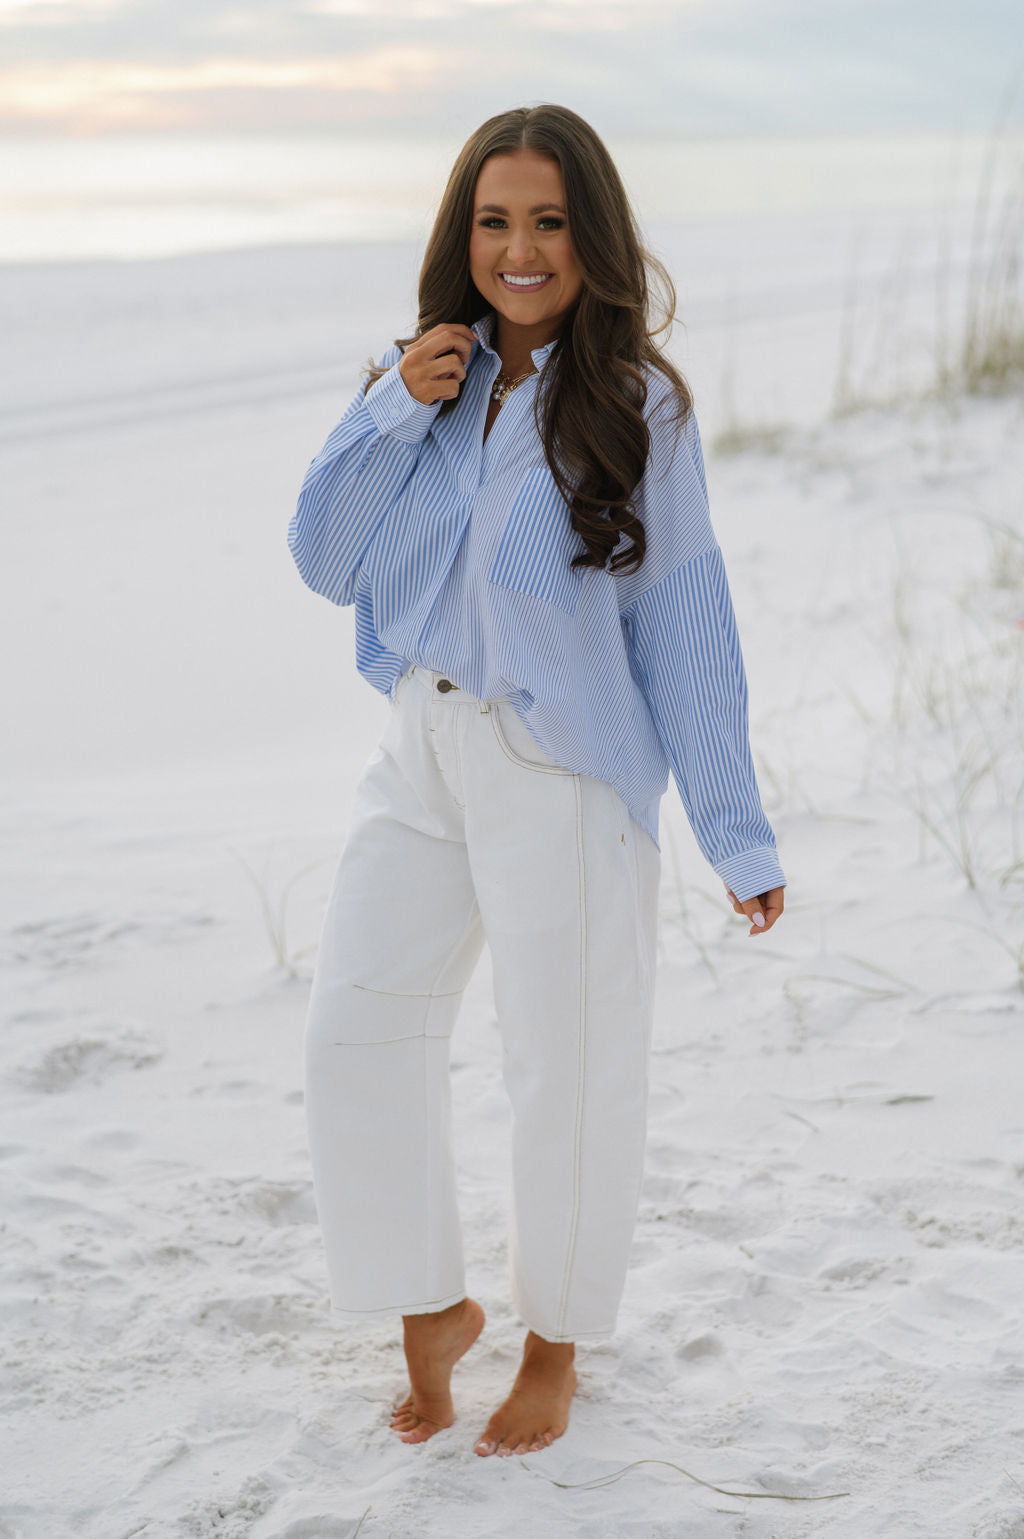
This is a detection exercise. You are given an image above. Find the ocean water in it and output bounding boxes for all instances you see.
[2,129,1021,263]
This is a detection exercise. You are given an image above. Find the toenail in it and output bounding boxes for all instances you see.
[476,1440,495,1455]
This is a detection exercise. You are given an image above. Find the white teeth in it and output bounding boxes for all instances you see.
[500,273,550,287]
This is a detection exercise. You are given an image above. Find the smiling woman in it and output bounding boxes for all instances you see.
[363,106,696,578]
[289,100,786,1468]
[467,150,583,439]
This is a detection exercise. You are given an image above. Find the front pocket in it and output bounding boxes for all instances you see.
[487,466,589,615]
[490,703,575,776]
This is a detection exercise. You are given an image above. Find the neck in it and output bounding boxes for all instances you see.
[493,312,561,377]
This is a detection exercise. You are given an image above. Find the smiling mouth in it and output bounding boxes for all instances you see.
[498,272,553,290]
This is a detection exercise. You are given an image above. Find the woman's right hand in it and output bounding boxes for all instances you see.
[398,323,478,405]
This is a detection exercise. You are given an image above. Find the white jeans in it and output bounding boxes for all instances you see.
[303,664,661,1343]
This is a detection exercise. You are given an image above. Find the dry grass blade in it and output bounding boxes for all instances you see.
[519,1454,850,1501]
[784,971,904,1000]
[228,844,330,977]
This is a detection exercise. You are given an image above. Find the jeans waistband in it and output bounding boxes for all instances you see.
[405,663,501,709]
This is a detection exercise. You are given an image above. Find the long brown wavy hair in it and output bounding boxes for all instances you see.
[362,103,693,577]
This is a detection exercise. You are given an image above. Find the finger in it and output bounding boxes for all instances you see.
[420,322,478,341]
[397,361,460,405]
[433,323,479,346]
[416,328,475,365]
[447,340,475,366]
[428,354,467,382]
[740,897,766,933]
[760,887,785,931]
[425,378,462,400]
[400,350,467,400]
[421,340,471,366]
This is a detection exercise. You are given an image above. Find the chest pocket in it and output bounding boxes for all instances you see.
[487,466,589,616]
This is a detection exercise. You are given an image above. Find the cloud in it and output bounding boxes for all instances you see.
[0,0,1019,136]
[0,47,463,132]
[0,0,119,24]
[0,0,114,13]
[305,0,693,13]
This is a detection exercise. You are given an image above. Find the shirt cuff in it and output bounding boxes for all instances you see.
[363,358,443,443]
[714,846,787,903]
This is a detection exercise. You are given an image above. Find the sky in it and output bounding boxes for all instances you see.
[0,0,1022,142]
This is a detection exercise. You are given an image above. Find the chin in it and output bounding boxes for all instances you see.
[493,293,560,316]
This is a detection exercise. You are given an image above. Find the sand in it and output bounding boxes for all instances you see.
[2,202,1023,1538]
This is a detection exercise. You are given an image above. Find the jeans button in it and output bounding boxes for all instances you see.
[436,678,455,692]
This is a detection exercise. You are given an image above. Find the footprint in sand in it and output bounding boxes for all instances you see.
[14,1029,163,1093]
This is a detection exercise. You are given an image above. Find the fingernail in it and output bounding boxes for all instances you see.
[752,912,765,928]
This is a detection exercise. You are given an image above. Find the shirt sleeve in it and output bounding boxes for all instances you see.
[622,396,786,903]
[287,344,443,606]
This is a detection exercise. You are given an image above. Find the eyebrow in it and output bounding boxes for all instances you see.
[475,203,566,216]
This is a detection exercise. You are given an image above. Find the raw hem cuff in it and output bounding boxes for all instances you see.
[328,1285,467,1324]
[515,1314,620,1344]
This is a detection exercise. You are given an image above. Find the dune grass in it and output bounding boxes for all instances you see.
[833,101,1024,416]
[712,82,1024,456]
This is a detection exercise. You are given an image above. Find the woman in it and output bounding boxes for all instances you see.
[288,103,786,1459]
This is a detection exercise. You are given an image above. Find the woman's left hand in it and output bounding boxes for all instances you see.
[724,883,785,935]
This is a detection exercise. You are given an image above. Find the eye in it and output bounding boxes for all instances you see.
[477,217,565,231]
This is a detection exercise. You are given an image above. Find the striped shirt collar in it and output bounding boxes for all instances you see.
[471,309,561,370]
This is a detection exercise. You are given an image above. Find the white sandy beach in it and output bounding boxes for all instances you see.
[2,200,1024,1539]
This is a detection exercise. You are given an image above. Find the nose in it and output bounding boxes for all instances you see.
[505,226,539,264]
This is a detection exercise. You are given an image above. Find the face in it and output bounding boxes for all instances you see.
[469,148,583,334]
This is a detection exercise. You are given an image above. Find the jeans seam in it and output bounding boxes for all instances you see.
[450,708,466,808]
[626,819,650,1026]
[422,896,481,1301]
[556,773,588,1337]
[331,1030,453,1047]
[490,705,574,776]
[624,817,653,1230]
[349,981,465,998]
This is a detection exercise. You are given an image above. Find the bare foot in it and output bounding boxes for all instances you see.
[390,1296,485,1444]
[474,1330,577,1457]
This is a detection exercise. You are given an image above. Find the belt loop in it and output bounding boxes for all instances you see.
[479,701,490,714]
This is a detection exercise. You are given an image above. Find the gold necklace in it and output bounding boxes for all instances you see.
[490,367,536,405]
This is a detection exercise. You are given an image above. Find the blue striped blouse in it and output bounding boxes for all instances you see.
[288,307,786,903]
